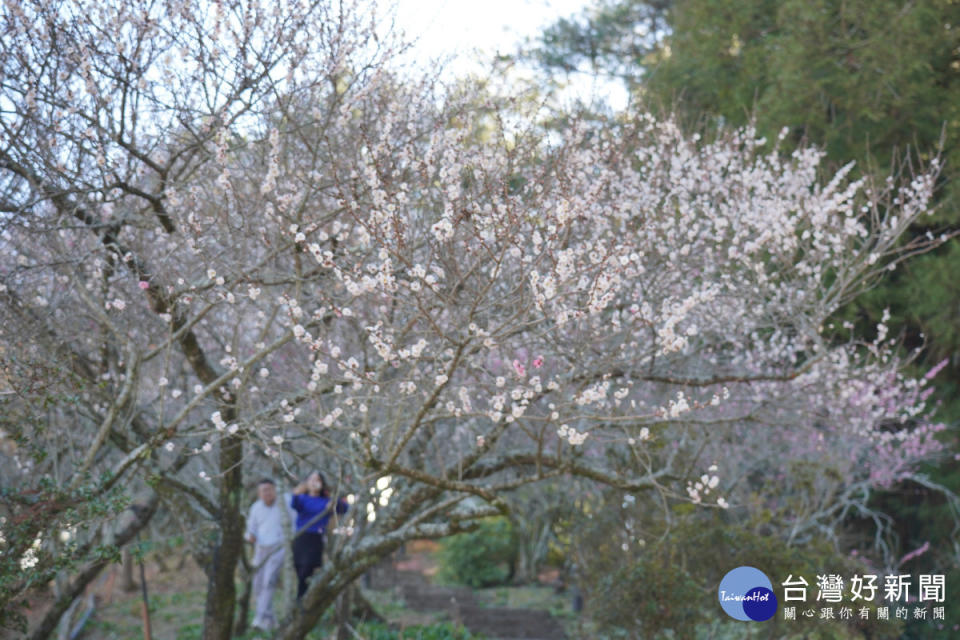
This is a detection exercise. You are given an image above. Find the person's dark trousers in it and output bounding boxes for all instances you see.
[293,531,325,599]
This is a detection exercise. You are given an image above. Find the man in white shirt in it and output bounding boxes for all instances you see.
[245,478,289,632]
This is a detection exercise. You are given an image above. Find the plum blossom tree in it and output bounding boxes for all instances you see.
[0,0,953,638]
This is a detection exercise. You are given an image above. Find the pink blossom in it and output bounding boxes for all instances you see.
[138,281,149,290]
[925,358,949,380]
[512,359,525,377]
[533,356,544,368]
[898,541,930,567]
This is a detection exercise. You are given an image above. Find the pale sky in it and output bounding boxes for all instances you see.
[388,0,629,109]
[392,0,589,63]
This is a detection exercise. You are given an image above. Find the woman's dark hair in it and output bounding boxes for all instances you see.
[305,470,330,497]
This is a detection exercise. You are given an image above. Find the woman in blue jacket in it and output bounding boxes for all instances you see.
[290,470,348,599]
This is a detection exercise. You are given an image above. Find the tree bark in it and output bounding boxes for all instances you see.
[278,550,395,640]
[201,431,244,640]
[234,553,253,637]
[121,547,136,592]
[334,587,352,640]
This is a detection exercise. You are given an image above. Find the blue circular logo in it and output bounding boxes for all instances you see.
[718,566,778,621]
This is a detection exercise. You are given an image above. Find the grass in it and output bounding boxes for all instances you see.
[83,580,208,639]
[78,548,574,639]
[80,561,469,639]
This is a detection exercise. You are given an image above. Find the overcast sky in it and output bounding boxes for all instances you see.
[388,0,628,108]
[392,0,589,64]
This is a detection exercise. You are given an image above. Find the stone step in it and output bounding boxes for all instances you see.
[400,583,475,611]
[362,562,567,639]
[452,603,567,639]
[364,566,427,590]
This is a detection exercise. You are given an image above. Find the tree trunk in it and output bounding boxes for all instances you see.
[121,547,136,592]
[512,521,552,585]
[201,432,244,640]
[54,572,76,640]
[277,589,340,640]
[234,554,253,637]
[334,587,352,640]
[278,482,297,618]
[277,534,411,640]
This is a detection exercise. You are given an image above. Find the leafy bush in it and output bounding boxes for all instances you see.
[437,517,517,588]
[589,546,704,639]
[570,491,908,640]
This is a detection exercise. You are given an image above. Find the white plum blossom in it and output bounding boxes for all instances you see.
[0,3,950,631]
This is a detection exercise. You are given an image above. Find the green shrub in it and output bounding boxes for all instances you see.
[437,517,517,588]
[581,516,907,640]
